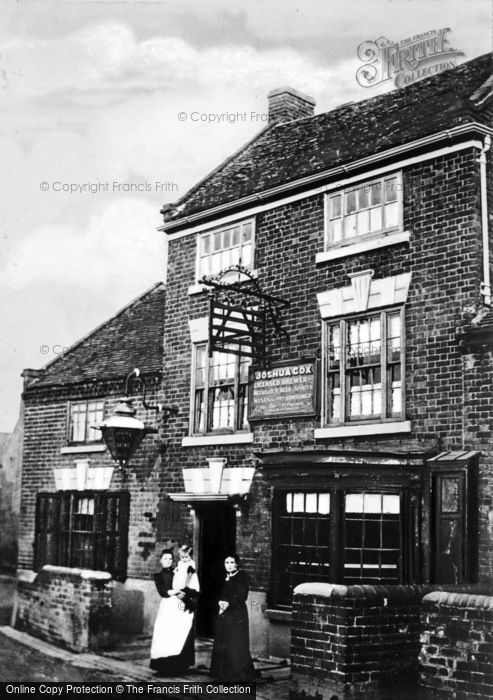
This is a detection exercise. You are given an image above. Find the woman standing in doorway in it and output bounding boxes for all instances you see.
[150,545,200,675]
[210,553,256,682]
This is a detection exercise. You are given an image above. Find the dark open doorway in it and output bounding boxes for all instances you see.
[196,502,236,637]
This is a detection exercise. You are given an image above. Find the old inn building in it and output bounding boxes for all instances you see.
[16,52,493,666]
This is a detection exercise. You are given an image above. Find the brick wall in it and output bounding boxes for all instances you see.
[290,583,425,699]
[163,147,493,594]
[290,584,493,700]
[18,376,171,581]
[16,565,114,652]
[419,591,493,699]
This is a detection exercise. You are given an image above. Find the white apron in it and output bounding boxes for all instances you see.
[150,560,200,660]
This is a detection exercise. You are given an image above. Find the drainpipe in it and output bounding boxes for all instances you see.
[479,135,491,307]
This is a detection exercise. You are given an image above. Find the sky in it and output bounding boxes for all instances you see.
[0,0,491,433]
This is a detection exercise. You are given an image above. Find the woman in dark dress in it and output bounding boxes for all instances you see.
[210,553,256,682]
[150,546,200,675]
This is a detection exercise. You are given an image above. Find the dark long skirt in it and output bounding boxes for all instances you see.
[210,607,256,682]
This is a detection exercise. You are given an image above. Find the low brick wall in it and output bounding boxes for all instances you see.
[290,583,493,700]
[419,591,493,699]
[16,566,115,652]
[290,583,426,699]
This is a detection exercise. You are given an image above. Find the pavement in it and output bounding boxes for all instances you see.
[0,626,289,699]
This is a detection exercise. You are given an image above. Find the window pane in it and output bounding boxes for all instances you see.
[210,386,235,429]
[357,209,370,235]
[331,218,342,243]
[441,478,459,513]
[318,493,330,514]
[346,493,364,513]
[71,404,87,442]
[274,492,331,605]
[286,493,293,513]
[383,495,400,514]
[364,494,382,513]
[241,242,252,267]
[358,185,369,210]
[345,213,357,238]
[211,251,222,273]
[201,234,210,255]
[346,190,357,214]
[370,181,382,206]
[384,201,399,228]
[194,389,205,432]
[369,206,382,231]
[213,231,222,251]
[344,491,401,584]
[86,401,104,442]
[331,195,341,218]
[306,493,317,513]
[242,223,252,242]
[328,324,340,368]
[200,255,210,276]
[385,177,399,203]
[293,493,304,512]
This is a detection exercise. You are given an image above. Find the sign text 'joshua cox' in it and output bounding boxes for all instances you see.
[249,360,317,419]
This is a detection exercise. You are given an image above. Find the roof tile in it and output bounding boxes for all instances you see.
[169,53,492,221]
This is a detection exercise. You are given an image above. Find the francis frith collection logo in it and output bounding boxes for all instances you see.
[356,28,465,89]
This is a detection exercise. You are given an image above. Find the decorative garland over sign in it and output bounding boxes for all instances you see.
[200,265,290,362]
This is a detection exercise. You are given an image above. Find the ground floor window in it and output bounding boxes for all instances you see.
[272,488,405,605]
[34,491,130,581]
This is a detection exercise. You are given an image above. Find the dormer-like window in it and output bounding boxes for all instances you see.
[197,220,254,280]
[325,173,402,248]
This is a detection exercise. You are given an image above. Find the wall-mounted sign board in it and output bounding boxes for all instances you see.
[249,359,318,420]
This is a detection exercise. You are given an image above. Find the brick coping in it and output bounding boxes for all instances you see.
[293,582,493,603]
[422,590,493,608]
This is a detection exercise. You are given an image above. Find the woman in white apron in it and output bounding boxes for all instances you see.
[150,545,200,675]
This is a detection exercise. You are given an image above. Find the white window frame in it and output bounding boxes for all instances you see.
[324,172,403,250]
[195,219,255,282]
[189,343,251,436]
[67,400,105,445]
[322,307,405,427]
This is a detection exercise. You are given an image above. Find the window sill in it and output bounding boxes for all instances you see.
[60,444,107,454]
[188,269,258,295]
[314,421,411,439]
[182,433,254,446]
[263,608,292,623]
[315,230,410,263]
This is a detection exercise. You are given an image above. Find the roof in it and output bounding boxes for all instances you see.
[167,53,492,223]
[427,451,480,462]
[26,283,165,392]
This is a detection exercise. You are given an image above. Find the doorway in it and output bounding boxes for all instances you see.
[196,502,236,637]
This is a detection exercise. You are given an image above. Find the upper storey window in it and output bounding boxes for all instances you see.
[198,220,254,279]
[68,400,104,444]
[326,174,402,248]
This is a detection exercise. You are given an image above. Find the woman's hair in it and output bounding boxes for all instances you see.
[224,552,240,567]
[161,548,174,557]
[180,544,193,556]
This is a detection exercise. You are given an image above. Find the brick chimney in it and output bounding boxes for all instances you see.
[268,87,315,124]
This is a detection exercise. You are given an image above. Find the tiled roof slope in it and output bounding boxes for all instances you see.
[27,283,165,391]
[169,53,492,221]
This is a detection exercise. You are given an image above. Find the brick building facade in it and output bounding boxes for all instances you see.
[16,283,178,641]
[157,53,493,658]
[15,54,493,665]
